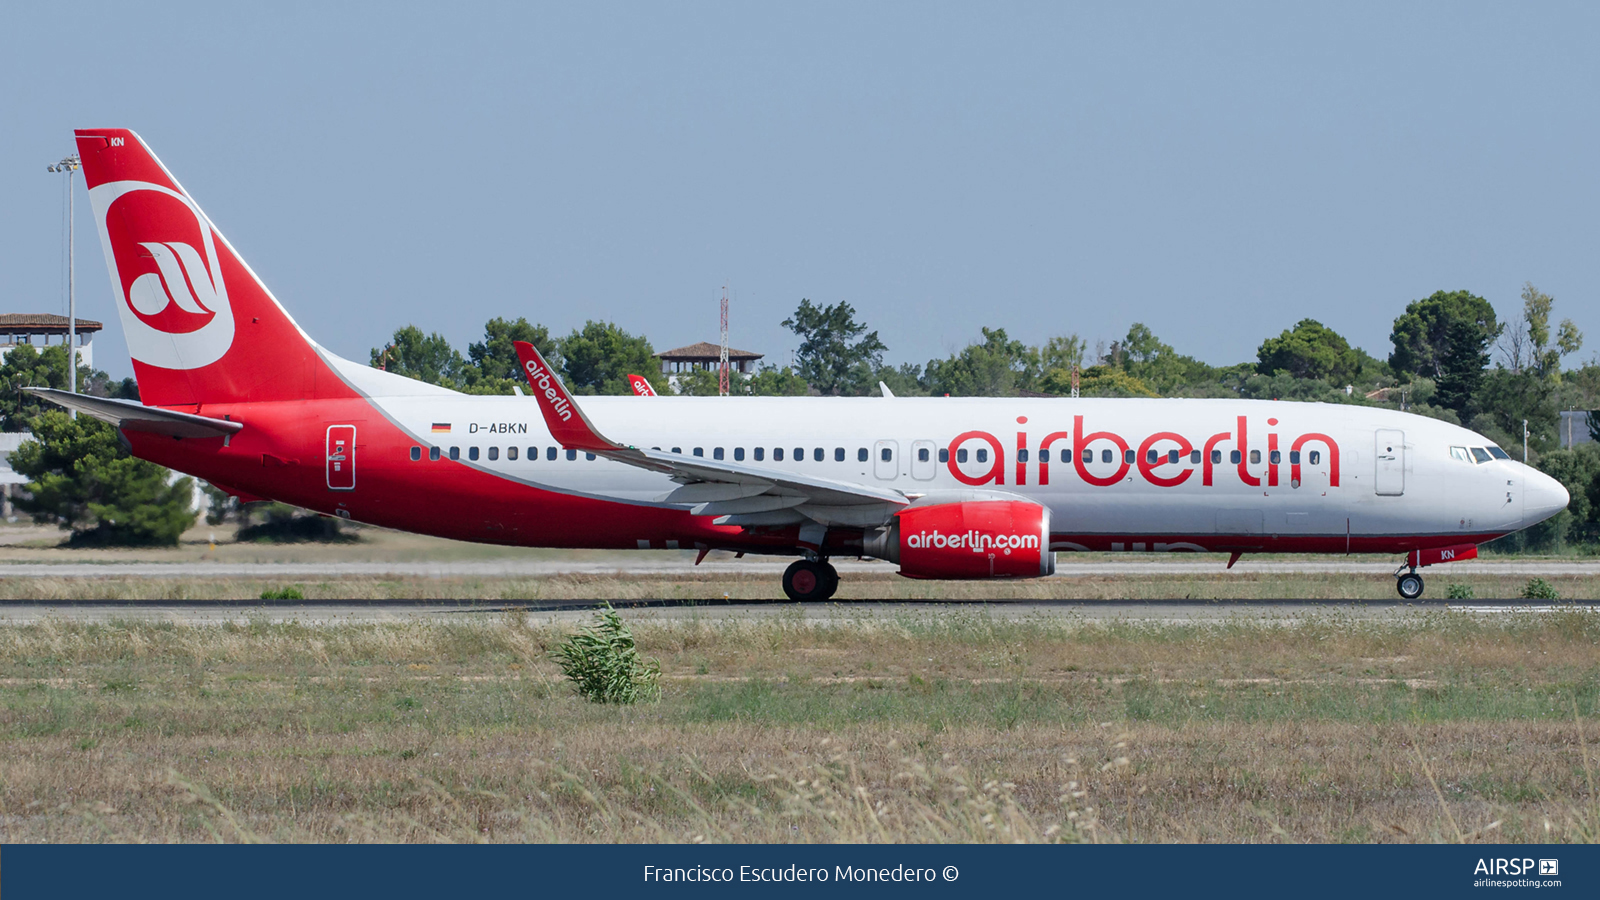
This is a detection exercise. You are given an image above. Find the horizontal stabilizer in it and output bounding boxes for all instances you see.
[26,388,243,439]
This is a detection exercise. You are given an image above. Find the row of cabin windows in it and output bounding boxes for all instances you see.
[409,444,1323,467]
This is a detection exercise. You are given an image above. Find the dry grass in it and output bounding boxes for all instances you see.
[0,571,1596,601]
[0,609,1595,843]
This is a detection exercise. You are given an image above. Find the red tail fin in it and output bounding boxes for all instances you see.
[76,129,331,408]
[626,374,658,396]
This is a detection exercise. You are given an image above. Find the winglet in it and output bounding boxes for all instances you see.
[512,341,618,452]
[627,374,658,397]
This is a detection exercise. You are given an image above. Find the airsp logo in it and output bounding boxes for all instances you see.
[90,180,235,370]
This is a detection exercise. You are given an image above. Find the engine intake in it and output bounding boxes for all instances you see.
[865,500,1054,579]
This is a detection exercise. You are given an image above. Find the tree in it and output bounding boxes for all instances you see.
[782,299,887,396]
[1257,319,1363,384]
[0,344,93,431]
[1500,282,1584,379]
[1388,290,1499,415]
[10,411,197,546]
[461,317,562,395]
[370,325,467,389]
[746,364,811,396]
[924,327,1038,396]
[560,320,659,395]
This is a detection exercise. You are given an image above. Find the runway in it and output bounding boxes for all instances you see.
[0,597,1591,626]
[0,558,1597,578]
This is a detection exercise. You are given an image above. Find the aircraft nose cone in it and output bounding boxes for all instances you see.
[1524,471,1570,527]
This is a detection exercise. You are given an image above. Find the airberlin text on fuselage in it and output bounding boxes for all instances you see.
[522,360,573,422]
[947,415,1342,490]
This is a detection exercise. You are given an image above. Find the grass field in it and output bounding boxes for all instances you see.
[0,571,1595,601]
[0,607,1595,843]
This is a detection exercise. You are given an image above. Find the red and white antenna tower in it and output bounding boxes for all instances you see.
[718,284,730,397]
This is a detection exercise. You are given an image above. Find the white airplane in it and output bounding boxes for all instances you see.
[40,129,1570,601]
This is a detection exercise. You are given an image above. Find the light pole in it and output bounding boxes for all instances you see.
[47,154,81,415]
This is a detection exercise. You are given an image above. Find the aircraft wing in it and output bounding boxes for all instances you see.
[26,388,243,439]
[512,342,907,531]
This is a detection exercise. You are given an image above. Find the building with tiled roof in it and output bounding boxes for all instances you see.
[0,314,101,369]
[654,341,763,375]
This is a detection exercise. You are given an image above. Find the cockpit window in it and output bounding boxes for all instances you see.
[1449,446,1470,462]
[1486,446,1510,460]
[1471,447,1493,464]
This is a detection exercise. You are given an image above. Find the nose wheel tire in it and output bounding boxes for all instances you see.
[1396,572,1424,600]
[783,559,839,601]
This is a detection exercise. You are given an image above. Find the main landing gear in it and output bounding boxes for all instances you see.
[783,558,839,601]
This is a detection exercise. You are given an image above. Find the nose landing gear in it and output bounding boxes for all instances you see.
[1396,569,1424,600]
[782,558,839,601]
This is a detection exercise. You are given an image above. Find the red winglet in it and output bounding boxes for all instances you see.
[513,341,616,452]
[627,374,658,397]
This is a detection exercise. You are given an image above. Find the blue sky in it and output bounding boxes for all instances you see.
[3,2,1597,379]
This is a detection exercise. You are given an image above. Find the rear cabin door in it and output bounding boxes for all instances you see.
[326,425,356,491]
[1374,429,1404,496]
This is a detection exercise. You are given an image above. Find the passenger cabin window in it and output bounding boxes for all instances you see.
[1288,451,1300,465]
[754,448,764,461]
[567,449,577,461]
[939,448,949,463]
[734,448,744,461]
[1146,449,1159,464]
[957,448,968,463]
[1211,450,1221,464]
[507,446,518,460]
[881,447,892,462]
[794,447,804,461]
[1229,450,1241,464]
[1082,449,1093,464]
[547,447,558,460]
[1018,449,1029,463]
[1168,449,1180,465]
[774,447,785,461]
[713,448,724,460]
[449,447,461,461]
[1309,450,1321,465]
[858,448,869,462]
[1268,450,1280,464]
[487,447,498,461]
[468,447,479,461]
[429,447,441,461]
[813,448,823,462]
[1101,449,1113,464]
[835,448,845,462]
[1189,450,1201,464]
[410,446,421,461]
[976,448,988,463]
[1061,449,1071,463]
[586,453,596,461]
[1249,450,1261,464]
[1123,449,1135,464]
[918,447,930,462]
[1471,447,1493,463]
[1450,446,1470,462]
[693,448,704,457]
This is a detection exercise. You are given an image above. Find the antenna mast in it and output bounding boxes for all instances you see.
[718,284,730,397]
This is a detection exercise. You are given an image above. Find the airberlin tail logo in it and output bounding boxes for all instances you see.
[90,180,235,370]
[523,359,574,421]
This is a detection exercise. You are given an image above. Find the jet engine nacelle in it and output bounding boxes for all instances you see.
[864,500,1055,579]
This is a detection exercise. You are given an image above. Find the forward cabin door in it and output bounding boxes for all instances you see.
[326,425,356,491]
[1374,429,1404,496]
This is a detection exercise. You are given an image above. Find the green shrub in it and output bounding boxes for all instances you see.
[552,603,661,704]
[1521,578,1560,601]
[1446,583,1474,600]
[260,586,306,600]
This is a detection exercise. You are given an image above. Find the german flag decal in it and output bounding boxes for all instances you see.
[431,423,451,433]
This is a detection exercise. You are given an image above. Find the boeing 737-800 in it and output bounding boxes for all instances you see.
[35,129,1570,601]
